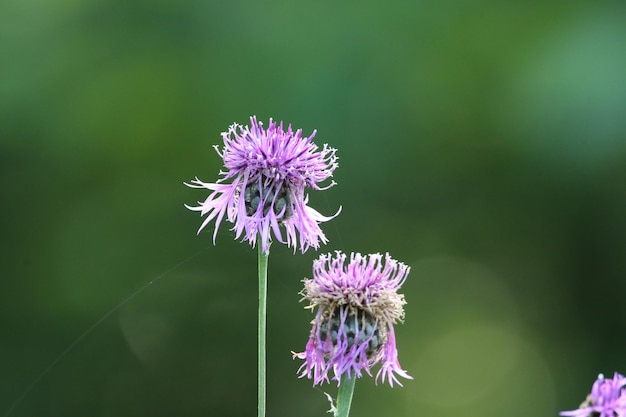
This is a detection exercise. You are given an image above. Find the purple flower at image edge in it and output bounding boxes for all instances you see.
[560,372,626,417]
[185,116,340,254]
[294,251,413,387]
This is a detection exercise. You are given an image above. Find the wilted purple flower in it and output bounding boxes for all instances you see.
[185,116,339,254]
[560,372,626,417]
[294,251,412,387]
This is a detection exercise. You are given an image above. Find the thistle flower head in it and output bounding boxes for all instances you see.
[185,116,339,254]
[560,372,626,417]
[294,251,412,387]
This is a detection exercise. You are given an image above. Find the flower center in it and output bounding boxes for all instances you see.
[319,308,384,359]
[244,182,292,220]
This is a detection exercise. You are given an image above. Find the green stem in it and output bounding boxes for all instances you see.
[336,375,356,417]
[257,244,269,417]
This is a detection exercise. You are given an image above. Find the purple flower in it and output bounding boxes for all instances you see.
[293,251,412,387]
[560,372,626,417]
[185,116,339,254]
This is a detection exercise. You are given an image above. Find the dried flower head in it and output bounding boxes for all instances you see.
[560,372,626,417]
[185,116,339,254]
[294,251,412,387]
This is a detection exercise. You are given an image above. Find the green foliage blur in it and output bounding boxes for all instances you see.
[1,0,626,416]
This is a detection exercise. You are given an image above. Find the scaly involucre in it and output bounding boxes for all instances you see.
[294,251,412,387]
[560,372,626,417]
[185,116,339,254]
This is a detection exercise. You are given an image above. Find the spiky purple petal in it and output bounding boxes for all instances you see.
[185,116,339,254]
[561,372,626,417]
[295,252,412,387]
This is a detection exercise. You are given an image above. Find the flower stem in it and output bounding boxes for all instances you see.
[257,244,269,417]
[336,375,356,417]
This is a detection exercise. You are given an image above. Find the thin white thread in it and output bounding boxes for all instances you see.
[2,246,210,417]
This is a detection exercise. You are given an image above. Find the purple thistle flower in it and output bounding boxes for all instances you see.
[293,251,412,387]
[185,116,339,254]
[560,372,626,417]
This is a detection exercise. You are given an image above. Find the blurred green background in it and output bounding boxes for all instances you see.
[2,0,626,416]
